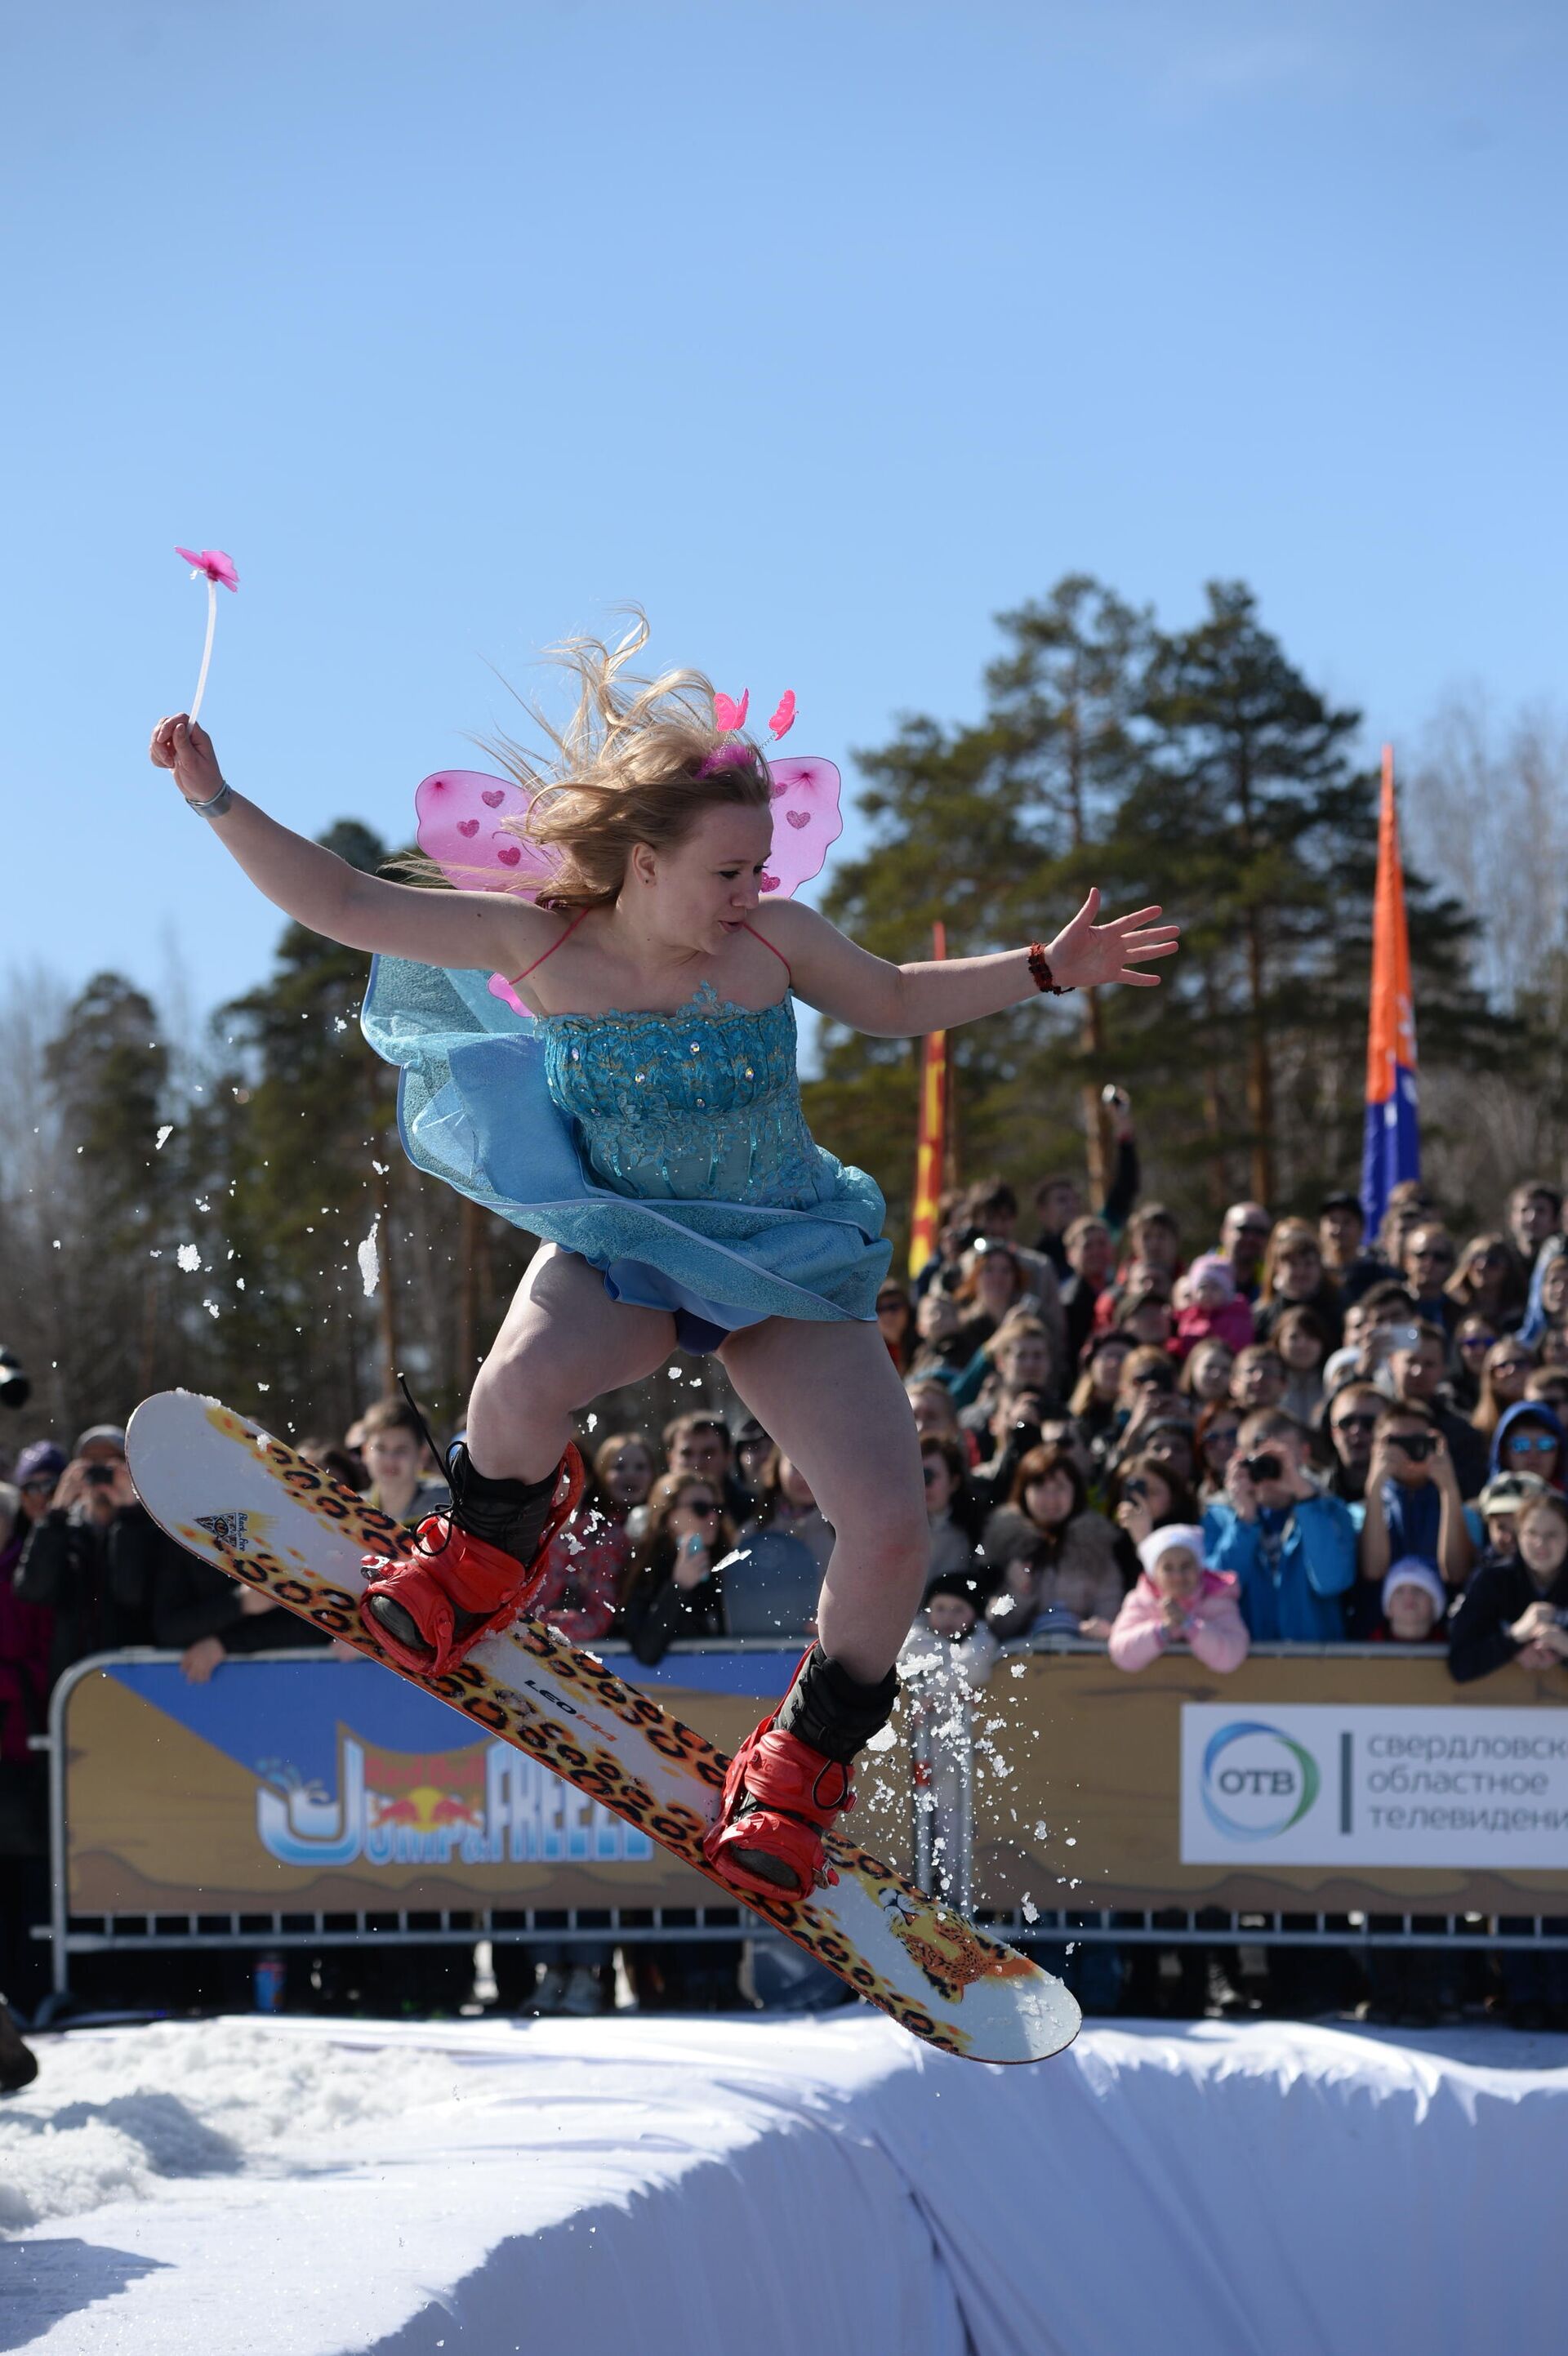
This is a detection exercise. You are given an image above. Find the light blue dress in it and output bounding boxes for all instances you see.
[361,955,890,1353]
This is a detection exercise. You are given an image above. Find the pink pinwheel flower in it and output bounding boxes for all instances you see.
[713,688,749,732]
[176,546,239,591]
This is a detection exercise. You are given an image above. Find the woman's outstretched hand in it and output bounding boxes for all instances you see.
[149,713,225,806]
[1044,889,1179,990]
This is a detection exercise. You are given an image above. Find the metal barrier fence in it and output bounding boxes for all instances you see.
[33,1637,1568,2010]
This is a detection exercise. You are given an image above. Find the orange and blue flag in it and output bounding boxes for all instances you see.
[1361,744,1419,1236]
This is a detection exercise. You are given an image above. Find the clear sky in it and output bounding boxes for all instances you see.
[3,0,1564,1034]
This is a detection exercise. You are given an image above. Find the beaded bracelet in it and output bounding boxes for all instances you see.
[1027,942,1071,996]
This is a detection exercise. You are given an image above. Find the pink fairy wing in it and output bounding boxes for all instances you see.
[760,756,843,897]
[415,768,563,1022]
[415,768,558,896]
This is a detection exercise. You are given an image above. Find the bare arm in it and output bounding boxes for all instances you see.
[149,715,559,974]
[761,891,1178,1039]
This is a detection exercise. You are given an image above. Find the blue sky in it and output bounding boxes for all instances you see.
[3,1,1564,1033]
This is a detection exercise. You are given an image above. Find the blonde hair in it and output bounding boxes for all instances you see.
[477,612,772,911]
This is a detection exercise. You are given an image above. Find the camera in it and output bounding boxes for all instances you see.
[1125,1476,1149,1501]
[1388,1432,1437,1463]
[1241,1452,1282,1483]
[0,1348,29,1413]
[84,1464,115,1488]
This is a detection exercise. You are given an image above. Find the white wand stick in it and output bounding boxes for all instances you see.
[174,546,239,724]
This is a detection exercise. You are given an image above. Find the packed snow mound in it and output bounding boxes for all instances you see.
[0,2017,474,2231]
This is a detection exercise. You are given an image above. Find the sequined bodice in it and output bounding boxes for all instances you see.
[537,982,825,1209]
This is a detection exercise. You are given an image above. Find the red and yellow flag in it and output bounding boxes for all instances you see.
[908,922,949,1279]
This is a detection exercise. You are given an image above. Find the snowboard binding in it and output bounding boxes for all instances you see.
[360,1444,584,1677]
[703,1644,897,1902]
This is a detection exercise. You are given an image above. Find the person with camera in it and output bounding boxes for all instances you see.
[14,1426,155,1687]
[1355,1402,1474,1610]
[1201,1410,1356,1641]
[1384,1323,1490,1499]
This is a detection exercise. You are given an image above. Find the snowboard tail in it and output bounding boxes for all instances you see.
[126,1392,1079,2064]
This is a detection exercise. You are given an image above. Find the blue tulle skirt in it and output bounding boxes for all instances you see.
[361,956,891,1353]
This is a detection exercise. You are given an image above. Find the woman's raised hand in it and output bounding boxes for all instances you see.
[1043,889,1180,991]
[149,713,225,806]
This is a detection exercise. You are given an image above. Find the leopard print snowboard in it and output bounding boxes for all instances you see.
[127,1392,1079,2064]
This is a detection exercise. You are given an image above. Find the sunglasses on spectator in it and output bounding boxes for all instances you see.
[1457,1332,1497,1352]
[683,1495,720,1514]
[1411,1246,1454,1266]
[1333,1414,1379,1435]
[1507,1436,1557,1456]
[20,1477,56,1495]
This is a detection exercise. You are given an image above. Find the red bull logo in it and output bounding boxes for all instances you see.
[257,1726,653,1867]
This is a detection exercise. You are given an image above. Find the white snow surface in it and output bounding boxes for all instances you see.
[2,2011,1565,2355]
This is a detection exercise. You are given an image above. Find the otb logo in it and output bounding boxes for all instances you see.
[1200,1721,1321,1842]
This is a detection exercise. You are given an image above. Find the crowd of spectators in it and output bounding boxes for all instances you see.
[7,1109,1568,2035]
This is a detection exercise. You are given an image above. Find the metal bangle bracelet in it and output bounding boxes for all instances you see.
[185,776,234,817]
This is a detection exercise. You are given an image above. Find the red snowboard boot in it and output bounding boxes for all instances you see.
[703,1644,898,1901]
[360,1443,583,1677]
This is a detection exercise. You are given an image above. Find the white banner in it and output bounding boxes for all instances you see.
[1179,1704,1568,1868]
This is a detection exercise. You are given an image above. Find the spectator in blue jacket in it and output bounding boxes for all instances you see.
[1201,1409,1356,1641]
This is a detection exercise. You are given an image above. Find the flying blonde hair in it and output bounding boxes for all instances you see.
[465,610,773,911]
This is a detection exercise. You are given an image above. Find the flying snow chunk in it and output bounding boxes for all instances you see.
[155,1125,174,1151]
[1022,1893,1039,1924]
[358,1216,381,1298]
[176,1244,202,1273]
[864,1726,897,1753]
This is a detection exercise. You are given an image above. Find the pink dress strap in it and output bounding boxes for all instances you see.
[510,906,590,986]
[741,920,792,982]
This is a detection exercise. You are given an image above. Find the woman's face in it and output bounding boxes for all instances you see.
[1544,1261,1568,1318]
[1144,1429,1195,1485]
[921,1449,955,1514]
[1463,1241,1509,1294]
[1456,1321,1498,1370]
[1486,1344,1534,1402]
[1543,1327,1568,1371]
[1188,1341,1234,1401]
[1517,1507,1568,1582]
[877,1290,911,1338]
[19,1473,58,1525]
[1090,1342,1130,1400]
[1151,1544,1201,1603]
[652,801,775,954]
[1277,1320,1323,1374]
[1503,1421,1561,1482]
[1276,1240,1321,1298]
[1134,1223,1180,1276]
[1000,1332,1053,1392]
[1201,1416,1241,1480]
[1136,1467,1174,1521]
[973,1252,1018,1312]
[667,1480,722,1544]
[601,1442,653,1506]
[1023,1468,1076,1530]
[916,1289,960,1343]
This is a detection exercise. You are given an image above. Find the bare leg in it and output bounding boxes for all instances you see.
[717,1316,928,1683]
[466,1245,677,1481]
